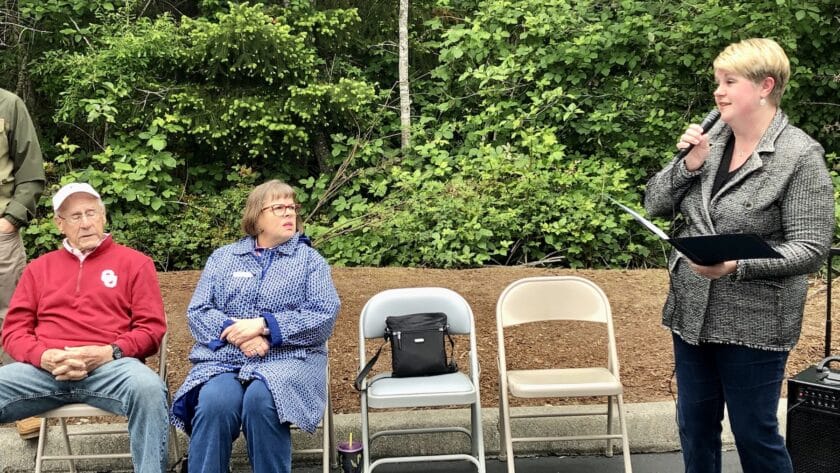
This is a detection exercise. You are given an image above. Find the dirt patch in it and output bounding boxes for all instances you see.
[160,267,840,414]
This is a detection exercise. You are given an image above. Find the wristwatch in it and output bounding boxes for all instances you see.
[111,344,123,360]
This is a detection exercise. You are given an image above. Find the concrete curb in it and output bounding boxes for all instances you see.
[1,400,782,472]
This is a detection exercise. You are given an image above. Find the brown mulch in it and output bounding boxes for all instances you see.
[160,267,840,414]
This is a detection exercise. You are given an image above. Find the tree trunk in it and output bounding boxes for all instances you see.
[398,0,411,150]
[313,130,330,174]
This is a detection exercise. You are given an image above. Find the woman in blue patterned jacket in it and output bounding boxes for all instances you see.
[645,38,834,473]
[171,180,340,473]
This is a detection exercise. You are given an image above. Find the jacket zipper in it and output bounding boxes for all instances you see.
[76,260,84,294]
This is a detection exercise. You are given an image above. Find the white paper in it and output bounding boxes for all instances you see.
[608,197,670,241]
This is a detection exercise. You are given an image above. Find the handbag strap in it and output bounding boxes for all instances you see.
[354,341,386,391]
[444,330,457,371]
[355,326,458,390]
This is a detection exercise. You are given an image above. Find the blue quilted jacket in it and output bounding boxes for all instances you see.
[171,233,340,433]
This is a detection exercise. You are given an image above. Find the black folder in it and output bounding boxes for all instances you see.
[610,198,783,265]
[667,233,783,266]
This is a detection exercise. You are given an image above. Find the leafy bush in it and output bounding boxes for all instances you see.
[308,0,839,268]
[21,2,381,263]
[11,1,840,269]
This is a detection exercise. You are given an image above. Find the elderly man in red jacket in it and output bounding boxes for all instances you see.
[0,182,169,473]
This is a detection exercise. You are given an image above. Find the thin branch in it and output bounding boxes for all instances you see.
[0,21,49,34]
[801,101,840,108]
[516,255,567,267]
[138,0,154,18]
[58,121,105,151]
[67,16,92,49]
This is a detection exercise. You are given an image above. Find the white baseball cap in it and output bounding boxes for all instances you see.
[52,183,101,212]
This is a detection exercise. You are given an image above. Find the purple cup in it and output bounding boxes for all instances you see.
[337,440,363,473]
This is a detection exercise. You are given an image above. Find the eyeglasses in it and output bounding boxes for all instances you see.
[261,203,301,217]
[58,209,101,224]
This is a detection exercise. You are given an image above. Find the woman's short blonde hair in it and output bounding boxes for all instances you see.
[713,38,790,106]
[241,179,303,237]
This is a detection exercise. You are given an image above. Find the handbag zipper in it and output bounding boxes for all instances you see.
[389,324,447,350]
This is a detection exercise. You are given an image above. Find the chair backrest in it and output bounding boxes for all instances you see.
[496,276,620,372]
[157,331,169,381]
[360,287,474,338]
[497,276,610,327]
[358,287,479,378]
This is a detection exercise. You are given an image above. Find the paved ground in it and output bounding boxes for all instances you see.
[286,451,743,473]
[1,401,752,472]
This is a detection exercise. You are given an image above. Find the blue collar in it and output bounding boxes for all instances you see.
[232,233,310,256]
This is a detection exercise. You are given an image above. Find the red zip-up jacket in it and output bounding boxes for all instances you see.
[1,236,166,367]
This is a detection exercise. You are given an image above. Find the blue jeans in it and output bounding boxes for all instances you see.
[189,372,291,473]
[673,334,792,473]
[0,358,169,473]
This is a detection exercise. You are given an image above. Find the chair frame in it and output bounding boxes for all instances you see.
[358,287,486,473]
[291,361,337,473]
[496,276,632,473]
[34,332,180,473]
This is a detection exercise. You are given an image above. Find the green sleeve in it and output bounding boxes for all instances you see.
[3,94,46,226]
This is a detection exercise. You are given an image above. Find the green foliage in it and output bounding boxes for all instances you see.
[306,0,839,268]
[182,3,316,85]
[111,185,252,270]
[314,141,649,268]
[10,0,840,269]
[19,1,380,263]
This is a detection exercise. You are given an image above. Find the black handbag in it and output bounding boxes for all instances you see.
[354,312,457,391]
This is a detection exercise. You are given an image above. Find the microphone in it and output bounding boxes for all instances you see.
[674,109,721,161]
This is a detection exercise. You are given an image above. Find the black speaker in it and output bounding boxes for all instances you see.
[786,365,840,473]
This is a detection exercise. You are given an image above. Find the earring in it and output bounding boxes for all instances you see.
[759,97,767,107]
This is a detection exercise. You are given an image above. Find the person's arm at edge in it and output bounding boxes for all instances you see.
[2,94,45,227]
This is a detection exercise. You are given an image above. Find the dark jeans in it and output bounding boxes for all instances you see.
[189,372,291,473]
[673,334,793,473]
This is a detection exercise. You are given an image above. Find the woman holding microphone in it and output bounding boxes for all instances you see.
[645,38,834,473]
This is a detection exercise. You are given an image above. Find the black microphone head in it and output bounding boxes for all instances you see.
[698,109,721,133]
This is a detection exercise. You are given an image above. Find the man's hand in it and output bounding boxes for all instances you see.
[221,318,267,347]
[41,348,89,381]
[65,345,113,373]
[0,218,17,234]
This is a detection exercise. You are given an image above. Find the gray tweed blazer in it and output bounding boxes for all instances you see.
[645,109,835,351]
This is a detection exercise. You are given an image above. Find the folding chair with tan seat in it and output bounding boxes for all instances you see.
[358,287,486,473]
[496,276,632,472]
[33,332,180,473]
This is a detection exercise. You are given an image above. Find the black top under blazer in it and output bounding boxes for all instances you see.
[645,109,835,351]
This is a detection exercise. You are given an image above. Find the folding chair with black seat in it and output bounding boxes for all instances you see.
[496,276,632,473]
[357,287,485,473]
[33,332,180,473]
